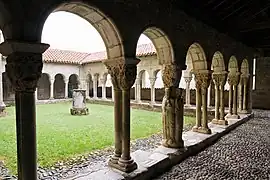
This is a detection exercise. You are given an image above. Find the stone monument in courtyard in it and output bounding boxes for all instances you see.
[70,89,89,115]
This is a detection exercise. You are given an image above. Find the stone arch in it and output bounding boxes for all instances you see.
[155,70,164,88]
[40,2,124,60]
[139,27,174,64]
[37,73,51,100]
[54,73,65,99]
[68,74,79,98]
[228,56,239,73]
[186,43,208,71]
[211,51,225,72]
[241,59,249,75]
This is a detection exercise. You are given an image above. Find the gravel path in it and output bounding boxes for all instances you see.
[156,110,270,180]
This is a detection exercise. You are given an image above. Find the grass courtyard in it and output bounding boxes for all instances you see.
[0,102,195,173]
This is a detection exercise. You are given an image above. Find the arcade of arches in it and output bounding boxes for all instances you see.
[0,1,263,180]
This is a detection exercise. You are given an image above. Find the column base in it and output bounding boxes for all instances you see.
[162,139,184,149]
[112,158,137,173]
[192,126,211,134]
[184,104,191,108]
[108,154,121,166]
[230,114,240,119]
[240,109,248,114]
[225,113,232,119]
[212,119,228,125]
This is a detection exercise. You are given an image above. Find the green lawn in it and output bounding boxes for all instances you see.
[0,102,195,173]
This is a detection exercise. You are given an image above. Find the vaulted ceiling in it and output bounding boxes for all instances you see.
[173,0,270,55]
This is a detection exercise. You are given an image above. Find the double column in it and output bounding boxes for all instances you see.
[212,72,228,125]
[104,57,140,173]
[100,77,107,100]
[192,70,212,134]
[238,73,250,114]
[226,72,240,119]
[149,77,156,106]
[93,74,98,99]
[161,63,184,148]
[0,40,49,180]
[183,70,192,107]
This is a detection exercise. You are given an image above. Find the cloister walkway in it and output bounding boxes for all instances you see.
[156,110,270,180]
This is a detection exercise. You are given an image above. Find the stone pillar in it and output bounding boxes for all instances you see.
[64,78,68,98]
[238,78,243,112]
[104,58,140,173]
[100,78,107,100]
[241,74,250,114]
[183,71,192,107]
[207,83,211,107]
[35,88,38,101]
[149,77,156,106]
[86,81,90,99]
[93,74,98,99]
[50,78,54,99]
[212,72,228,125]
[192,70,212,134]
[161,63,184,148]
[135,77,141,103]
[227,72,240,119]
[111,85,114,101]
[0,41,49,180]
[0,62,6,113]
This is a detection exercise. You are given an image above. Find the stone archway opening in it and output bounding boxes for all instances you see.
[37,73,51,100]
[41,2,124,60]
[54,74,65,99]
[2,72,14,103]
[68,74,79,98]
[228,56,239,74]
[86,74,93,98]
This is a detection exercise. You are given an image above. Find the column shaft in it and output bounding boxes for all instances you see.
[220,86,226,120]
[238,83,243,112]
[201,87,211,133]
[185,81,191,106]
[195,88,202,128]
[102,84,106,99]
[16,91,37,180]
[243,84,247,111]
[214,85,220,120]
[93,80,98,99]
[65,81,68,98]
[228,85,233,115]
[50,79,54,99]
[233,85,238,115]
[109,88,122,164]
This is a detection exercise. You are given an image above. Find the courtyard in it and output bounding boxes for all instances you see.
[0,102,196,174]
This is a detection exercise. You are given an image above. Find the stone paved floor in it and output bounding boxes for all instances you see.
[156,110,270,180]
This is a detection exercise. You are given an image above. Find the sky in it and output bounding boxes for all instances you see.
[42,11,152,53]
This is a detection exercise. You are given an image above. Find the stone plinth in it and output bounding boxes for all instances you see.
[70,89,89,115]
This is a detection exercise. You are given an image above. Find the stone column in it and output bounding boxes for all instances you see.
[0,62,6,112]
[212,72,228,125]
[192,70,211,134]
[241,74,250,114]
[104,58,139,173]
[100,78,107,100]
[64,78,68,98]
[149,77,156,106]
[111,85,114,101]
[183,70,192,107]
[238,78,243,112]
[50,78,54,99]
[86,81,90,99]
[0,41,49,180]
[227,72,240,119]
[161,63,184,148]
[93,74,98,99]
[135,77,141,103]
[207,83,211,107]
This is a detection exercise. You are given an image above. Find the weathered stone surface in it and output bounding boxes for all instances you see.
[70,89,89,115]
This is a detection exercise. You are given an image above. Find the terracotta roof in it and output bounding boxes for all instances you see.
[42,43,156,65]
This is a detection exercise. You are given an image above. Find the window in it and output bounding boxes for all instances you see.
[252,58,256,90]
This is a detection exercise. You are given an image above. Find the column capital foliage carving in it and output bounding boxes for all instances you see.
[6,52,43,92]
[240,73,250,85]
[228,72,240,86]
[212,72,227,86]
[162,63,182,88]
[194,71,212,89]
[103,58,140,91]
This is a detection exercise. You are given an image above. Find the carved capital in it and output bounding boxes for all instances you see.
[241,73,250,86]
[103,57,140,91]
[212,72,227,87]
[162,63,182,88]
[228,72,240,86]
[194,71,212,90]
[6,52,43,92]
[149,77,157,87]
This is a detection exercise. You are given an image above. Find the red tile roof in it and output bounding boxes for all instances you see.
[42,43,156,65]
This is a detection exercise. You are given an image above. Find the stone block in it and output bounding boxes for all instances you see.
[70,89,89,116]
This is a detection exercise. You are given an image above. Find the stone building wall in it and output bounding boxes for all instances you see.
[252,57,270,109]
